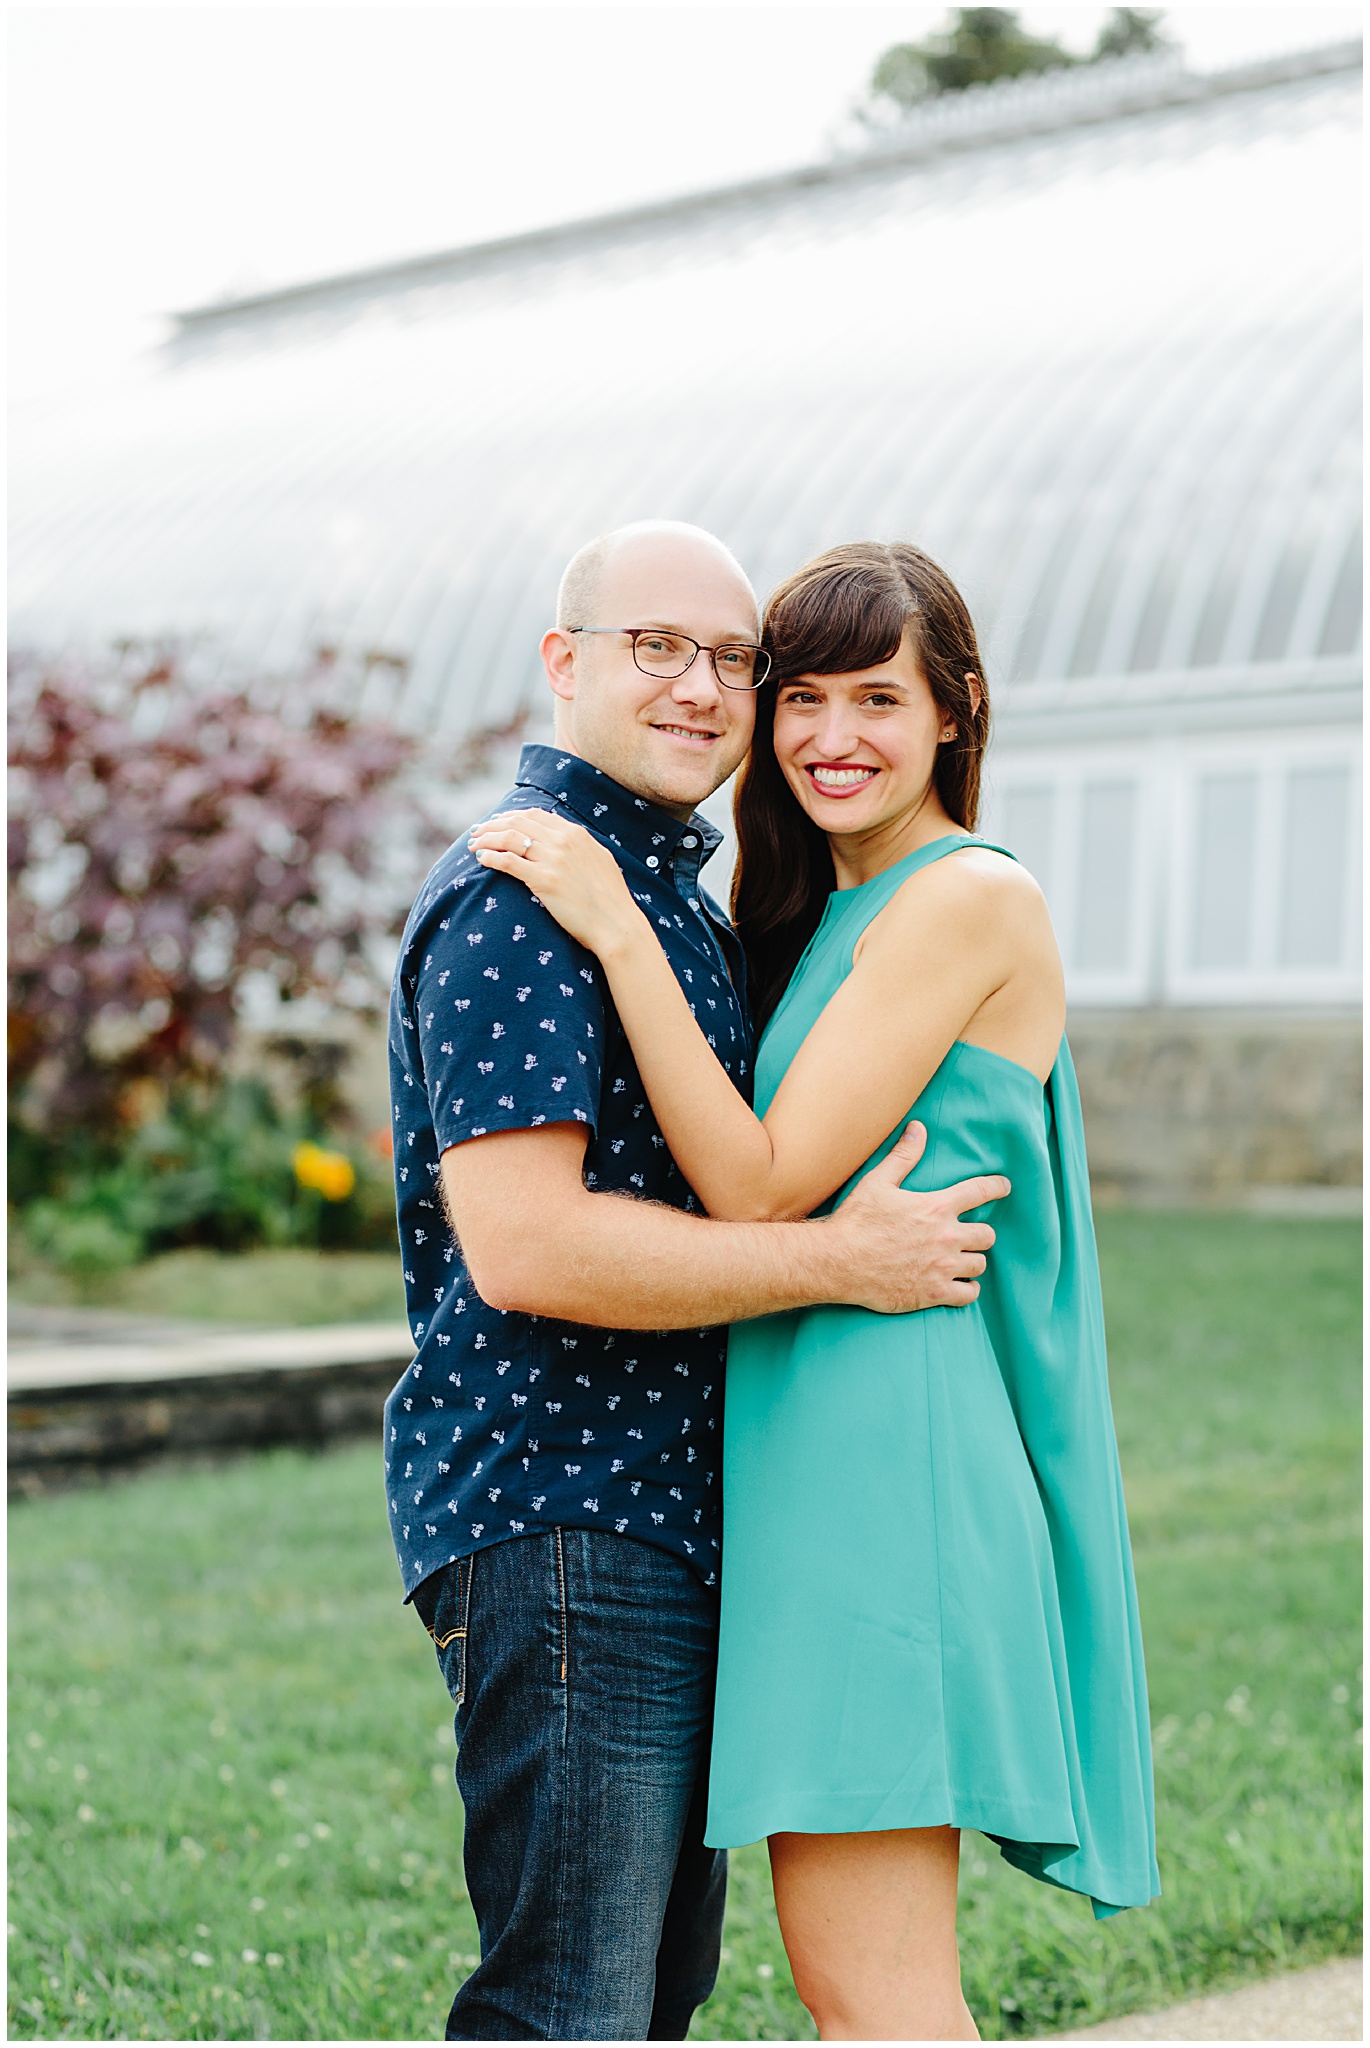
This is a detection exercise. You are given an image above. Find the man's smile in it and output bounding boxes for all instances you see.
[652,722,724,745]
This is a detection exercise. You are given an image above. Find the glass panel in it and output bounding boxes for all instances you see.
[1190,774,1257,969]
[1278,767,1350,968]
[1252,529,1311,662]
[1000,786,1055,900]
[1066,547,1125,678]
[1075,782,1135,972]
[1127,551,1181,674]
[1188,542,1243,670]
[1317,522,1363,657]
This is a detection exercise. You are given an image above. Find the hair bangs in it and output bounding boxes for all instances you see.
[764,555,916,681]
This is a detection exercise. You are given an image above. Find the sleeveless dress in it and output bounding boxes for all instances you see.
[704,835,1159,1917]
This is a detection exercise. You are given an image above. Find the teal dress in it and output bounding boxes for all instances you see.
[705,835,1159,1917]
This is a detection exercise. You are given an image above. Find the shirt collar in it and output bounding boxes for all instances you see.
[514,743,723,872]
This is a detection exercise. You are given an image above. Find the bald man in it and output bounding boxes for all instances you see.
[385,523,1000,2040]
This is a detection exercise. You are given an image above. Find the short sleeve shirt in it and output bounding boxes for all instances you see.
[384,743,752,1601]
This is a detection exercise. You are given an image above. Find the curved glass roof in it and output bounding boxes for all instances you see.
[10,46,1361,738]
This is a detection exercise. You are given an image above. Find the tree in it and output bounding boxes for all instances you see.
[868,7,1174,113]
[872,9,1075,107]
[1094,8,1172,60]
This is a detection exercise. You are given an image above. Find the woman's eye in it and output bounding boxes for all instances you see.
[864,693,898,707]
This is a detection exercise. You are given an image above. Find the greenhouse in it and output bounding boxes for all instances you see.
[10,37,1360,1196]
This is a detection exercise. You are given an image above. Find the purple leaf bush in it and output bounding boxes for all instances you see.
[9,647,516,1273]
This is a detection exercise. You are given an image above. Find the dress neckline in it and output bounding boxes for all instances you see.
[820,831,999,923]
[831,830,976,896]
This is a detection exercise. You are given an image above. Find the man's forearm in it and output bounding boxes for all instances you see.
[480,1185,852,1329]
[444,1119,998,1325]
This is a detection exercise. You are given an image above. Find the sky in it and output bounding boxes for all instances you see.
[9,3,1362,402]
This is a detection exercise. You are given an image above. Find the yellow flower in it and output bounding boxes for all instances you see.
[291,1142,356,1202]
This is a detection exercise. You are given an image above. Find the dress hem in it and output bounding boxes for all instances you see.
[705,1800,1158,1914]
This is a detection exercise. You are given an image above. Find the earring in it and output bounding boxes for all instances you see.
[941,727,956,742]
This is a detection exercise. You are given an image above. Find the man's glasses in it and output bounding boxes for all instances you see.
[570,627,772,691]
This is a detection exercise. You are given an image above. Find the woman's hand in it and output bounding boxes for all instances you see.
[469,808,648,962]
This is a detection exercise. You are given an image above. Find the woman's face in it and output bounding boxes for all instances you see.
[771,627,951,841]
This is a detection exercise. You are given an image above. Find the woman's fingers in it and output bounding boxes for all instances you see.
[470,812,572,876]
[471,825,539,854]
[470,807,563,846]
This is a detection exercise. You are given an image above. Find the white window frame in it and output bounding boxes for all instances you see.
[1164,735,1362,1006]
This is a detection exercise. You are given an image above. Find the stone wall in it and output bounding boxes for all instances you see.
[1068,1007,1362,1206]
[288,1007,1363,1211]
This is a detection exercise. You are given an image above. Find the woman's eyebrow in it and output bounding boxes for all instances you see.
[782,675,910,690]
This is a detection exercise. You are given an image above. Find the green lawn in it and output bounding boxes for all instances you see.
[8,1247,406,1327]
[8,1213,1360,2040]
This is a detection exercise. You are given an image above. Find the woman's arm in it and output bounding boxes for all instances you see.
[470,811,1043,1221]
[470,808,781,1213]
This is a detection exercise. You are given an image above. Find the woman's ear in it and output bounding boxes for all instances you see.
[965,672,983,721]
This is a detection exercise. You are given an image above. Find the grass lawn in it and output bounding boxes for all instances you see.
[8,1212,1360,2041]
[8,1247,406,1327]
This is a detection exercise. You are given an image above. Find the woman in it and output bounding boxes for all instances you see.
[471,541,1158,2040]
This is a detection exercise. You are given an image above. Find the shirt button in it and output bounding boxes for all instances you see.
[681,835,698,849]
[688,899,700,911]
[646,856,659,869]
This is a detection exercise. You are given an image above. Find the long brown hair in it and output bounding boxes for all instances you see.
[733,541,989,1032]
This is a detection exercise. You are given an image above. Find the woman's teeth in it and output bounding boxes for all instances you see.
[809,765,877,792]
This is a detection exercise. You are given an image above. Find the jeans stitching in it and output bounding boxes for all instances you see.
[549,1528,572,2036]
[553,1526,568,1686]
[455,1554,474,1707]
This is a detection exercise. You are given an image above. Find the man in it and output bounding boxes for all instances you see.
[384,521,1007,2041]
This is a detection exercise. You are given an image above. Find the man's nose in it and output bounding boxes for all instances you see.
[671,654,724,710]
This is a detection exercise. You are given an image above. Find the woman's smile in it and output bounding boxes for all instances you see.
[804,761,881,797]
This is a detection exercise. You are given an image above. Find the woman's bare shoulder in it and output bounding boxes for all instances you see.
[876,841,1048,931]
[848,843,1055,989]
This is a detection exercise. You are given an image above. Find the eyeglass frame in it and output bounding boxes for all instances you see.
[568,626,772,691]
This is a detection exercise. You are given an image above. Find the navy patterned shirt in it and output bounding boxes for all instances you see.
[384,743,752,1601]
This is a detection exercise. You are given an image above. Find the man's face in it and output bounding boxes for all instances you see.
[543,535,758,816]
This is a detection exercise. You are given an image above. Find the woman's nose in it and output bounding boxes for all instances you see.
[813,709,860,756]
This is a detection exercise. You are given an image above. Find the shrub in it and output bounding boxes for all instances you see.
[8,645,518,1270]
[12,1077,398,1276]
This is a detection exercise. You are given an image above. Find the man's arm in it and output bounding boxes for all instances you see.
[443,1121,1008,1327]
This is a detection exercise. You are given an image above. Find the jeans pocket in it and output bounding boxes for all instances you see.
[420,1555,476,1708]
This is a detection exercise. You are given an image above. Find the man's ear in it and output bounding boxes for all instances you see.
[542,627,578,709]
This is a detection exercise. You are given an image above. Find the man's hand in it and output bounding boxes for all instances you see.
[828,1122,1009,1314]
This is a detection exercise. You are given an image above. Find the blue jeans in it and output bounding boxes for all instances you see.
[413,1529,727,2040]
